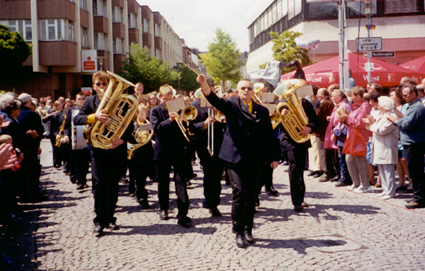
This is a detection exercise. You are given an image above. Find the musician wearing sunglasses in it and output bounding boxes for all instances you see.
[197,75,280,249]
[74,71,135,237]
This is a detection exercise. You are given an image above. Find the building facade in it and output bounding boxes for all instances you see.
[0,0,189,98]
[245,0,425,72]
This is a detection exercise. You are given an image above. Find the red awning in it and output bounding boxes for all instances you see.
[281,53,425,88]
[400,55,425,74]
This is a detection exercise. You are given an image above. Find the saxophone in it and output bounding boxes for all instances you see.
[87,71,138,150]
[55,114,67,147]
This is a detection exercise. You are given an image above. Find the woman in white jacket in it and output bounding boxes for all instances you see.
[365,96,399,200]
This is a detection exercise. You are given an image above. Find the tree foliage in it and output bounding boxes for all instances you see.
[0,24,32,72]
[270,30,311,73]
[119,44,180,92]
[200,28,241,89]
[170,63,199,92]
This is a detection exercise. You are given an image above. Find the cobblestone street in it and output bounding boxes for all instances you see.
[4,139,425,270]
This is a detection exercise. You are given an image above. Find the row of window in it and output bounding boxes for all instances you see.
[0,19,88,46]
[249,0,425,50]
[68,0,88,11]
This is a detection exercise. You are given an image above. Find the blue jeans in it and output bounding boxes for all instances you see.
[338,146,352,184]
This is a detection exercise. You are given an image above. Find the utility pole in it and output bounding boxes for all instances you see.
[338,0,349,92]
[364,0,373,83]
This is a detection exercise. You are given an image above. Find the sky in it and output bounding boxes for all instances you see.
[137,0,255,52]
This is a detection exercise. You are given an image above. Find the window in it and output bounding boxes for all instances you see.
[155,48,161,58]
[113,6,123,22]
[94,32,104,50]
[68,21,74,42]
[93,0,106,16]
[384,0,420,13]
[294,0,302,17]
[80,0,87,11]
[288,0,295,19]
[113,37,123,54]
[81,27,89,47]
[1,20,32,41]
[154,23,160,37]
[128,13,136,28]
[143,18,149,32]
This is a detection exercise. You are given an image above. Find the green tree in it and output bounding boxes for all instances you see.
[200,28,241,90]
[270,30,311,73]
[119,44,180,92]
[170,63,199,92]
[0,24,32,72]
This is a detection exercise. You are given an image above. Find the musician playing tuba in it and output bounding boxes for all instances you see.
[275,79,319,213]
[74,71,137,237]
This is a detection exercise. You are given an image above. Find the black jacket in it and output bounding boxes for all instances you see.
[204,91,280,165]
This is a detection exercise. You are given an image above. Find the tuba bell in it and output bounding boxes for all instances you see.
[274,79,310,144]
[87,71,138,150]
[127,120,154,159]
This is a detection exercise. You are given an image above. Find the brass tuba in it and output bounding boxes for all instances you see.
[88,71,138,150]
[274,79,310,144]
[127,120,154,159]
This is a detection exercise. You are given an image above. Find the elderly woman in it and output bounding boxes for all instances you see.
[365,96,399,199]
[338,86,372,193]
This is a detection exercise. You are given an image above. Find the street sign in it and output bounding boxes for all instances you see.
[365,62,374,72]
[371,51,395,58]
[356,37,382,52]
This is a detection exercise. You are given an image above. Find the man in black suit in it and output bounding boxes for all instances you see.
[189,81,225,217]
[150,84,192,228]
[74,71,134,237]
[64,92,90,190]
[197,75,280,248]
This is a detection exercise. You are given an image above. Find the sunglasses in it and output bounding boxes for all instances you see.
[240,87,253,91]
[77,98,86,100]
[95,82,108,87]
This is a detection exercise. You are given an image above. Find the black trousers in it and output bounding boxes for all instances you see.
[287,145,308,206]
[197,148,223,209]
[256,163,274,198]
[226,159,263,235]
[403,143,425,204]
[157,160,190,218]
[128,164,149,201]
[72,149,90,185]
[91,152,125,228]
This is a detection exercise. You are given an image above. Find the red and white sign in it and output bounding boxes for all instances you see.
[82,50,97,72]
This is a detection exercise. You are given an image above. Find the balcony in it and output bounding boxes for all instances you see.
[39,41,77,66]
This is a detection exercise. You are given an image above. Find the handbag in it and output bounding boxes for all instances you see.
[342,128,366,156]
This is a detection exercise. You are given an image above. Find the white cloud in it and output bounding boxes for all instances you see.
[137,0,253,52]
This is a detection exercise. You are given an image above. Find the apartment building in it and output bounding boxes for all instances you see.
[245,0,425,72]
[0,0,189,98]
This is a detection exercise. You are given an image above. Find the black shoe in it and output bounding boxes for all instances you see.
[266,187,279,196]
[93,225,104,237]
[209,208,222,217]
[236,234,247,248]
[301,202,309,208]
[294,205,303,212]
[329,176,340,182]
[307,171,317,177]
[159,210,169,220]
[76,184,87,190]
[396,185,408,192]
[335,181,349,187]
[244,231,255,245]
[108,223,119,230]
[312,171,323,178]
[139,200,151,209]
[405,201,425,209]
[63,170,70,175]
[70,177,77,184]
[177,216,193,228]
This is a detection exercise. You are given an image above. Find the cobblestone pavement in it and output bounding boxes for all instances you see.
[13,139,425,270]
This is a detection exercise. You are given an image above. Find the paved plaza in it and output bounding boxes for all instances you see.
[2,139,425,270]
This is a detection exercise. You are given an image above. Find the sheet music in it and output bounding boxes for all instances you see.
[166,98,186,113]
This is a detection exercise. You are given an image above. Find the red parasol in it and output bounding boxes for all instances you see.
[281,53,425,88]
[400,55,425,74]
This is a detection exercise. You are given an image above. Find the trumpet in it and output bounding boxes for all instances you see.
[253,82,265,104]
[175,105,198,142]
